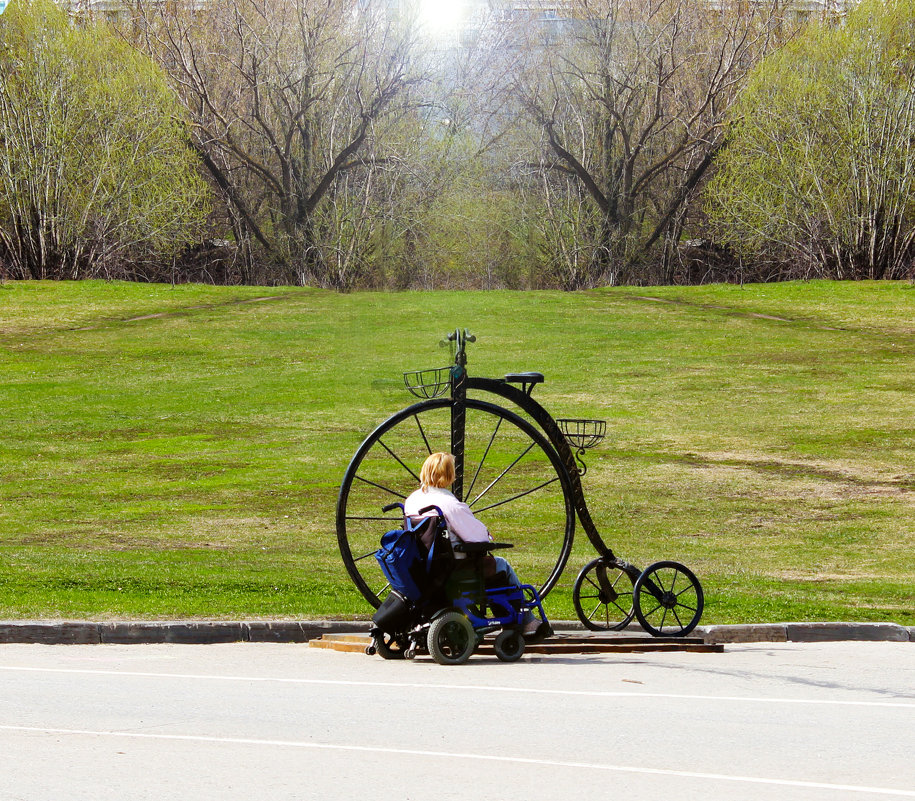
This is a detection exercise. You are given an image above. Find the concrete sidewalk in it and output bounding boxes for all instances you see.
[0,619,912,645]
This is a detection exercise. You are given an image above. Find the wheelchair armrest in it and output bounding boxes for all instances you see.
[452,541,514,554]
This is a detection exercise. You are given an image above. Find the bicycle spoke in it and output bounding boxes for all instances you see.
[413,413,434,455]
[468,442,536,507]
[641,598,662,618]
[353,549,378,563]
[377,437,421,484]
[345,515,403,521]
[668,569,680,596]
[473,475,559,514]
[671,606,685,631]
[354,474,406,499]
[466,416,503,501]
[588,598,603,621]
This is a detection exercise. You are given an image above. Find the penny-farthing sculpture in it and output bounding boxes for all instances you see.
[337,330,704,636]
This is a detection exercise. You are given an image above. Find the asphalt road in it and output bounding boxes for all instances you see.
[0,641,912,800]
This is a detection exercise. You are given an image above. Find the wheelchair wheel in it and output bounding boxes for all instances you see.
[572,558,635,631]
[428,611,476,665]
[337,398,576,608]
[494,630,525,662]
[633,561,704,637]
[374,632,408,660]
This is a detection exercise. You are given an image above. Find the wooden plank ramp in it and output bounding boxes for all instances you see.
[309,632,723,655]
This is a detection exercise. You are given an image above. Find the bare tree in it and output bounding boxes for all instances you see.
[362,15,536,289]
[128,0,419,288]
[511,0,790,286]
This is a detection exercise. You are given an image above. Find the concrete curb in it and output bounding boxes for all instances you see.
[0,620,911,645]
[696,622,912,645]
[0,620,369,646]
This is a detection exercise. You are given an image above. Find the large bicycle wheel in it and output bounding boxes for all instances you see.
[337,397,575,608]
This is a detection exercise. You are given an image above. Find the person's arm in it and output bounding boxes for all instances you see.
[403,489,423,518]
[445,498,491,543]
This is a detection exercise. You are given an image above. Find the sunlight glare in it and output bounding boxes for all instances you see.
[417,0,470,39]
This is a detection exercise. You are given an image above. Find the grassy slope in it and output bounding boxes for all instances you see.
[1,279,912,623]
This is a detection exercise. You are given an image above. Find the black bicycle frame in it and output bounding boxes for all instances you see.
[458,376,641,582]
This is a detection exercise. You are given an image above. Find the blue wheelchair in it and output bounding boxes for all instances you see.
[367,502,552,665]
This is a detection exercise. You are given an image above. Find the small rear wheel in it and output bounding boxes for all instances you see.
[428,612,476,665]
[633,561,704,637]
[375,633,408,660]
[572,558,635,631]
[494,630,525,662]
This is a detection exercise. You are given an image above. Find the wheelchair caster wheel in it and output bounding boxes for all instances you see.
[494,630,525,662]
[365,645,376,656]
[404,647,417,660]
[375,633,408,660]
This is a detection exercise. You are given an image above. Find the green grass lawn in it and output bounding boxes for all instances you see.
[1,279,913,624]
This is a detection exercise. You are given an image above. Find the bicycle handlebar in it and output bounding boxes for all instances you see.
[443,329,476,368]
[446,329,476,344]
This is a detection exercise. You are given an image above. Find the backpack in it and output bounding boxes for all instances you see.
[375,522,432,602]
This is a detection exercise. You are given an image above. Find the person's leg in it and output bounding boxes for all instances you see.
[492,557,539,633]
[492,556,521,586]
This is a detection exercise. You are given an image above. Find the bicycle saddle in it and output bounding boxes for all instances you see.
[504,372,544,385]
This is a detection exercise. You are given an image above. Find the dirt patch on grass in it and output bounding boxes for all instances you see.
[9,515,298,551]
[774,569,879,582]
[680,451,915,499]
[627,294,848,330]
[73,294,293,332]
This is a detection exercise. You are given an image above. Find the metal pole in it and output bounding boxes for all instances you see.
[448,329,474,501]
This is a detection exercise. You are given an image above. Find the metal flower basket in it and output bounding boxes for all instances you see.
[557,418,606,450]
[403,366,452,399]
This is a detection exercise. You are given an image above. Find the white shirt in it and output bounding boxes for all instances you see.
[403,486,491,544]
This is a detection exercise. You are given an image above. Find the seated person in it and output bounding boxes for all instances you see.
[404,452,540,637]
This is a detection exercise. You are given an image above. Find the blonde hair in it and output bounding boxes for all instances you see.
[420,452,455,491]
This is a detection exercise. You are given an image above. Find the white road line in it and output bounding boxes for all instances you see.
[0,724,912,798]
[1,665,913,709]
